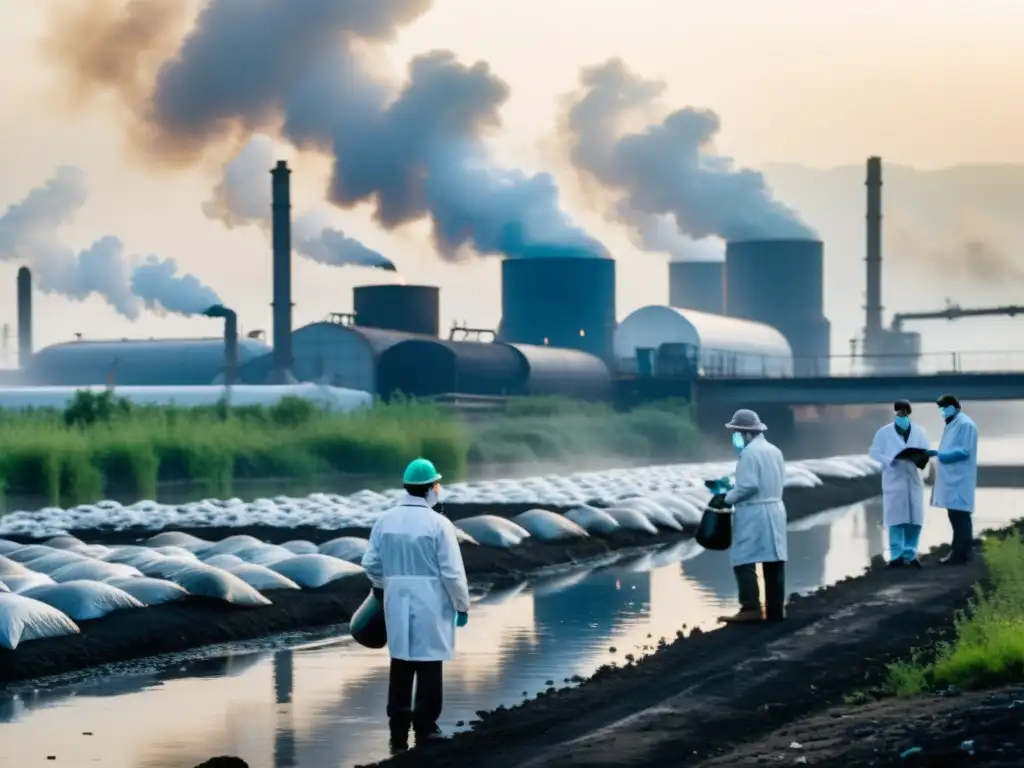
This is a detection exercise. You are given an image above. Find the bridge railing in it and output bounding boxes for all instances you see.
[696,350,1024,379]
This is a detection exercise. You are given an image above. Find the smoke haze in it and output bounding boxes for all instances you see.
[562,59,814,246]
[204,135,397,271]
[0,167,222,318]
[49,0,606,262]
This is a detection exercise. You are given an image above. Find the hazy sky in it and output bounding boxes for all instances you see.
[1,0,1022,365]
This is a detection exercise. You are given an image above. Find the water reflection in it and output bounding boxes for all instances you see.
[0,489,1021,768]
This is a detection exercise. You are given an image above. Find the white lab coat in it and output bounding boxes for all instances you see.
[931,412,979,513]
[361,495,471,662]
[724,434,788,566]
[868,422,930,527]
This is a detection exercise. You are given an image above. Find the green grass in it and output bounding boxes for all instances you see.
[883,531,1024,696]
[0,390,467,506]
[0,392,701,507]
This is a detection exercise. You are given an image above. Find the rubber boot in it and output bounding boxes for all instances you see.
[763,561,786,622]
[720,564,763,624]
[389,714,411,754]
[414,724,448,746]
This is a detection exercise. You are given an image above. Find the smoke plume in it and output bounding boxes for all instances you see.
[51,0,605,261]
[0,167,222,318]
[203,135,397,271]
[562,58,814,245]
[889,207,1024,285]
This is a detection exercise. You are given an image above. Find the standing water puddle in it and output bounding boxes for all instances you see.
[0,487,1022,767]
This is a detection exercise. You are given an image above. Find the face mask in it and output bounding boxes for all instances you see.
[894,416,910,429]
[426,486,444,509]
[731,432,746,452]
[940,405,958,420]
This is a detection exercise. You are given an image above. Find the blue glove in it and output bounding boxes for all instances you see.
[937,448,969,464]
[456,611,468,627]
[926,449,938,457]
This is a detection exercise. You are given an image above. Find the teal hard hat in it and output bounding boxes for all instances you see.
[403,457,442,485]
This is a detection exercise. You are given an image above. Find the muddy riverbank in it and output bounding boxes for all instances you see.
[362,524,1001,768]
[0,477,879,688]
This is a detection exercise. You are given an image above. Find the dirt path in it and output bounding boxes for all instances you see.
[368,541,989,768]
[696,684,1024,766]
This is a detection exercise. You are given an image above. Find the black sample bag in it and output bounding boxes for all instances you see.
[350,587,387,649]
[695,507,733,551]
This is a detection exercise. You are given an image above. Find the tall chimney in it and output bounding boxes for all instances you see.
[865,157,883,337]
[17,266,32,368]
[204,304,239,385]
[271,160,293,374]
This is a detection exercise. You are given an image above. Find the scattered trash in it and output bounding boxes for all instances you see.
[794,757,808,765]
[960,739,975,754]
[900,746,923,759]
[789,741,804,749]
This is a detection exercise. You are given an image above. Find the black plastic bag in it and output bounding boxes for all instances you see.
[350,587,387,649]
[695,507,732,551]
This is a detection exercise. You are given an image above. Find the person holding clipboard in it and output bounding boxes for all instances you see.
[868,400,932,568]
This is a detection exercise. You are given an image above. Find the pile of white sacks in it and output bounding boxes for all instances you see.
[0,456,879,539]
[0,532,368,651]
[0,455,879,651]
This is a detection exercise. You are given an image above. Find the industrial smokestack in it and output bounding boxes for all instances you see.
[865,157,883,337]
[271,160,294,378]
[16,266,32,368]
[204,304,238,385]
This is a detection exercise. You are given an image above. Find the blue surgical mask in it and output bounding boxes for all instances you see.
[894,416,910,429]
[731,432,746,452]
[940,405,958,420]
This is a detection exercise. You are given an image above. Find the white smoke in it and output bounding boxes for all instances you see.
[0,166,222,318]
[563,59,815,246]
[204,135,398,272]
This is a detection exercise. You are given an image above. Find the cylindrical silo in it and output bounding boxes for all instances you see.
[668,260,724,314]
[354,284,440,336]
[724,239,830,375]
[499,257,616,359]
[17,266,32,368]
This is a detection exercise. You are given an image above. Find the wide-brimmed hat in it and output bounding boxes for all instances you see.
[725,409,768,432]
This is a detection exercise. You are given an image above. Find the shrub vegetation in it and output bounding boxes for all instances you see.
[884,532,1024,696]
[0,393,700,507]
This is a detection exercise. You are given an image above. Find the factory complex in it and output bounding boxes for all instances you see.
[3,156,996,409]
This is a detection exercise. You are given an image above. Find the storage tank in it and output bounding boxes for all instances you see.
[668,261,724,314]
[724,239,830,376]
[354,284,440,336]
[500,257,616,359]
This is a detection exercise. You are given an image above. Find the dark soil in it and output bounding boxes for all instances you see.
[694,684,1024,767]
[363,526,997,768]
[0,476,878,689]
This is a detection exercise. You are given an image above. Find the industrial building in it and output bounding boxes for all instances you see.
[498,256,616,359]
[20,154,976,405]
[668,260,724,314]
[723,238,831,377]
[26,338,272,387]
[614,306,793,378]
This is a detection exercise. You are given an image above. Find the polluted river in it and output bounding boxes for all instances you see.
[0,441,1021,768]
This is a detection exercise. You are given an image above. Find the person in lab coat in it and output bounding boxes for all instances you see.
[709,409,788,623]
[868,400,931,569]
[361,458,471,752]
[928,394,979,565]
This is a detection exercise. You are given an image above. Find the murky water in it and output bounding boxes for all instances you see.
[1,484,1022,768]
